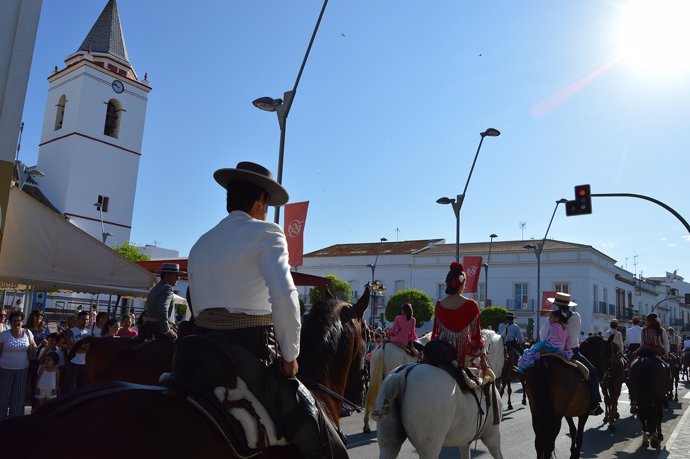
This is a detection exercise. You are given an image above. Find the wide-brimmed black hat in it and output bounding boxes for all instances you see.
[504,312,515,320]
[153,263,186,275]
[213,161,289,207]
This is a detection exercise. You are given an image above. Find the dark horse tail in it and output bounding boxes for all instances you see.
[529,360,559,459]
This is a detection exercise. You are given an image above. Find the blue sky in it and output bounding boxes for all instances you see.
[20,0,690,279]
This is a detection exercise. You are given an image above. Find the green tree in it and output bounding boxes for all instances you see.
[526,318,534,340]
[112,241,150,262]
[480,306,509,332]
[308,275,351,304]
[385,289,433,327]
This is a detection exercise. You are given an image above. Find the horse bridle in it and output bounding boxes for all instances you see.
[298,376,363,413]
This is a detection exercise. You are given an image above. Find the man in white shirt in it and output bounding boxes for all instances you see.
[625,316,643,354]
[188,162,345,459]
[604,319,625,355]
[545,293,603,416]
[498,312,524,355]
[667,327,682,354]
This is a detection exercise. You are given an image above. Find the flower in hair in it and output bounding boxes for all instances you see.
[450,262,464,271]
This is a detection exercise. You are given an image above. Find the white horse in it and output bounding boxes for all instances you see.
[363,340,419,432]
[374,330,505,459]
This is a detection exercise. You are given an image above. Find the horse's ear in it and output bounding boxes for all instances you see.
[353,285,370,319]
[324,285,335,300]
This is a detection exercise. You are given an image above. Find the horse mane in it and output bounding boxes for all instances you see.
[299,296,346,379]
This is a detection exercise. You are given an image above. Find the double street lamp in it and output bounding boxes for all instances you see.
[482,233,498,306]
[523,198,568,338]
[93,202,114,244]
[437,128,500,262]
[366,237,388,326]
[252,0,330,225]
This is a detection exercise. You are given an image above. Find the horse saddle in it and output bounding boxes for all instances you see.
[167,335,270,458]
[541,353,589,381]
[421,340,484,392]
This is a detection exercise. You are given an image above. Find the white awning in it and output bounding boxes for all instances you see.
[0,187,156,297]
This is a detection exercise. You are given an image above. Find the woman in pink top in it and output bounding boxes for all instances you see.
[115,314,138,338]
[387,303,418,349]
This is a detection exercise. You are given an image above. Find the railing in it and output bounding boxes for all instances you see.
[616,308,640,320]
[608,304,616,316]
[670,318,684,327]
[595,301,608,315]
[505,299,535,311]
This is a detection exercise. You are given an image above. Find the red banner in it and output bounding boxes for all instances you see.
[283,201,309,267]
[541,291,557,315]
[462,256,483,293]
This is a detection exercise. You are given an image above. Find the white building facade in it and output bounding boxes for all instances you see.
[36,0,150,247]
[300,239,690,338]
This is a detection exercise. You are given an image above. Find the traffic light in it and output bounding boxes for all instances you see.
[565,184,592,216]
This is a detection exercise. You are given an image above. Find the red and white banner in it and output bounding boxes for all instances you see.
[462,256,483,293]
[541,291,557,314]
[283,201,309,267]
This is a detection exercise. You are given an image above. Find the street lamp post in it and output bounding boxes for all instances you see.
[366,237,388,325]
[482,233,498,306]
[437,128,500,262]
[524,198,568,338]
[93,202,114,244]
[252,0,329,225]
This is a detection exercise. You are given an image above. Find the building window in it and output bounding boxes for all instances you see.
[54,95,67,130]
[394,280,406,293]
[478,283,486,306]
[104,99,122,138]
[514,283,529,310]
[554,282,569,294]
[593,285,599,307]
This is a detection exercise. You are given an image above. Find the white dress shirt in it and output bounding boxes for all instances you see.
[498,322,523,344]
[188,211,301,361]
[626,325,642,345]
[604,328,624,353]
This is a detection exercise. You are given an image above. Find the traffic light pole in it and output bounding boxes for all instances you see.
[591,193,690,235]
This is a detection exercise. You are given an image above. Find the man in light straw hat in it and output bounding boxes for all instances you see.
[543,292,603,415]
[604,318,624,355]
[140,263,184,341]
[188,161,346,458]
[625,315,642,354]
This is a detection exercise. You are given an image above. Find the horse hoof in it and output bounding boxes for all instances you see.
[603,415,609,423]
[642,440,649,448]
[608,424,616,432]
[615,412,620,419]
[522,400,526,406]
[651,439,660,449]
[362,425,371,433]
[507,404,513,410]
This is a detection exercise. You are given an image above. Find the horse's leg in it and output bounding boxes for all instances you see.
[574,416,588,459]
[376,412,406,459]
[506,380,513,410]
[520,380,527,405]
[480,424,504,459]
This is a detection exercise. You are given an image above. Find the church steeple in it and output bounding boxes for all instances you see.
[78,0,129,63]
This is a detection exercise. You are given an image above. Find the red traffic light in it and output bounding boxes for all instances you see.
[565,184,592,216]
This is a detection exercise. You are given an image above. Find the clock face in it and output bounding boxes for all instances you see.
[112,79,125,94]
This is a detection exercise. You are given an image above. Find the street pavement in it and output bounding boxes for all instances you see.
[342,379,690,458]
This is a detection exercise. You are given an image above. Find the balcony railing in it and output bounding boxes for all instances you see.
[616,307,640,320]
[594,301,608,315]
[505,299,535,311]
[608,304,616,316]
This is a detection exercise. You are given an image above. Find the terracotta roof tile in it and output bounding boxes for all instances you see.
[304,239,445,257]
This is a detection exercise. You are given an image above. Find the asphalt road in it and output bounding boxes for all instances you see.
[341,379,690,458]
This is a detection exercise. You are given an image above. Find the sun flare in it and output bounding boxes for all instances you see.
[616,0,690,76]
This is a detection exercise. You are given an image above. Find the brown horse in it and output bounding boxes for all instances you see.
[1,290,369,458]
[497,345,526,410]
[579,335,625,431]
[628,352,668,448]
[523,355,590,459]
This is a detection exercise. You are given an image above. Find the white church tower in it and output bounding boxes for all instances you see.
[37,0,150,246]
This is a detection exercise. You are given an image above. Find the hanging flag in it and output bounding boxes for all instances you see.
[283,201,309,267]
[462,256,483,293]
[541,291,557,313]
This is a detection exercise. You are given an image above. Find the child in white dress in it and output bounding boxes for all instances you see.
[34,351,60,411]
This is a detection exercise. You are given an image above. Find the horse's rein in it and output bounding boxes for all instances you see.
[298,376,363,413]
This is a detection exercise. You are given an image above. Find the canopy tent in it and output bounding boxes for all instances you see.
[0,187,156,297]
[138,259,331,287]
